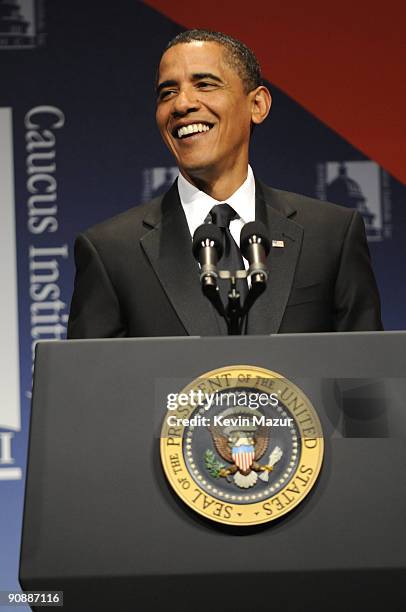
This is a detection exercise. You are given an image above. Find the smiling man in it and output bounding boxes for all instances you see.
[155,36,271,201]
[67,30,382,338]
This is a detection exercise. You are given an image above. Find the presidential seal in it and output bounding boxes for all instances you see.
[160,366,324,526]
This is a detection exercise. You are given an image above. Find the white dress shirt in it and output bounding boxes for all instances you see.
[177,165,256,268]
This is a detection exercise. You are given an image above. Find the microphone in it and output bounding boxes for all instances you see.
[240,221,270,285]
[192,223,223,289]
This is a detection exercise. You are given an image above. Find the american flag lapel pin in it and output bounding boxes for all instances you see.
[272,239,285,248]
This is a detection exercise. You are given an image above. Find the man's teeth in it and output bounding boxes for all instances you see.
[177,123,211,138]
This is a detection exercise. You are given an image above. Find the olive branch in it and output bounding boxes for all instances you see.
[204,449,225,478]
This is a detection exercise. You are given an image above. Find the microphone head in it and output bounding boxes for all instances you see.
[240,221,270,258]
[192,224,224,260]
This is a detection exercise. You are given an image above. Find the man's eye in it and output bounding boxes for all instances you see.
[196,82,215,89]
[159,90,176,101]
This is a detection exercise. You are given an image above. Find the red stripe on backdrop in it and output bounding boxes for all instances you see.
[145,0,406,185]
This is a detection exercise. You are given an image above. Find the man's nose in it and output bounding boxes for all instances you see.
[172,88,200,116]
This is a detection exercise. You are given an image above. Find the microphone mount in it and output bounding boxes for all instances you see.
[193,221,270,335]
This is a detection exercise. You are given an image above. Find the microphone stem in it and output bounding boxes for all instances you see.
[226,277,245,335]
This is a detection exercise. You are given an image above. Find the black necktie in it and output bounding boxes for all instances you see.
[209,204,248,305]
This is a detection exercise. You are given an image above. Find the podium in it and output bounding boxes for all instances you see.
[20,333,406,611]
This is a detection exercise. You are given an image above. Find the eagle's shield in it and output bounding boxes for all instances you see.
[232,445,255,472]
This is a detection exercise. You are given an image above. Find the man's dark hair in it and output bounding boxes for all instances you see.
[163,29,262,93]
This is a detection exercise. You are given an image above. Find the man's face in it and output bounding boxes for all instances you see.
[156,41,255,179]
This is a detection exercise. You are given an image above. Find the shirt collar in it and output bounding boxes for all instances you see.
[177,165,256,238]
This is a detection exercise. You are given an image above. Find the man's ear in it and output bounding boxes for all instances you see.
[250,86,272,126]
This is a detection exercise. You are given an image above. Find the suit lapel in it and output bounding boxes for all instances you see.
[247,180,304,334]
[140,178,303,336]
[140,181,221,336]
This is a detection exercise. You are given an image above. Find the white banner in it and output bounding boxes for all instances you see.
[0,108,21,432]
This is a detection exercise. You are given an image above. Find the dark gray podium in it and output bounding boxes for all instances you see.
[20,332,406,611]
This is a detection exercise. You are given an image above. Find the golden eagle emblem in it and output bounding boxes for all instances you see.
[205,408,283,489]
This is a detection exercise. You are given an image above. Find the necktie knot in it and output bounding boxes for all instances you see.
[209,203,238,229]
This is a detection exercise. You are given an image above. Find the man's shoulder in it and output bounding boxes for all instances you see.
[82,194,164,246]
[260,181,355,224]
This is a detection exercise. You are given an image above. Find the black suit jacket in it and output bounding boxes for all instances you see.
[67,179,383,338]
